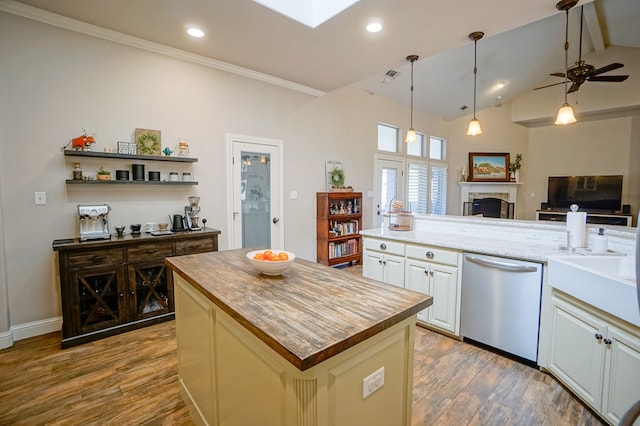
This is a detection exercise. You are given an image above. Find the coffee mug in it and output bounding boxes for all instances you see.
[114,226,125,237]
[157,223,169,232]
[130,224,141,233]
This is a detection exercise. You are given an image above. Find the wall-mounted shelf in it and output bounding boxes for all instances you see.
[65,180,198,186]
[63,150,198,163]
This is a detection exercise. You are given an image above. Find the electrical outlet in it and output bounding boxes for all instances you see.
[290,190,298,200]
[35,192,46,205]
[362,366,385,399]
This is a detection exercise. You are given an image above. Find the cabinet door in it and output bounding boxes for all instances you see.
[405,259,430,323]
[71,266,127,334]
[548,298,606,410]
[383,254,405,288]
[362,249,385,282]
[601,326,640,425]
[128,261,173,320]
[428,264,459,334]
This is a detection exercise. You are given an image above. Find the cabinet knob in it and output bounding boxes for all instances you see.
[380,243,387,250]
[382,260,387,266]
[378,259,383,265]
[425,251,435,259]
[603,338,612,345]
[130,291,135,296]
[119,293,124,297]
[430,271,434,277]
[424,269,429,276]
[595,333,603,341]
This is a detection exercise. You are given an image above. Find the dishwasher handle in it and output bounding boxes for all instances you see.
[464,255,538,273]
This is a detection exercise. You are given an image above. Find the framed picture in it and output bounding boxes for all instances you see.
[134,128,161,156]
[117,141,138,155]
[468,152,510,182]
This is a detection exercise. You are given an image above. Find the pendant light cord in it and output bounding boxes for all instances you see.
[563,9,569,103]
[473,38,478,119]
[409,56,416,129]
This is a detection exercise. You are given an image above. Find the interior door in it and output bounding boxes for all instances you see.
[373,155,406,228]
[229,135,283,250]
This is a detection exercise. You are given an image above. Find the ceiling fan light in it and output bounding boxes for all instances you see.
[554,103,577,125]
[466,118,483,136]
[405,128,417,143]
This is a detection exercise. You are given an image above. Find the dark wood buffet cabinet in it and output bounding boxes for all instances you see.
[52,229,220,348]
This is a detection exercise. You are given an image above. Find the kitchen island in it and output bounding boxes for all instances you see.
[165,249,432,426]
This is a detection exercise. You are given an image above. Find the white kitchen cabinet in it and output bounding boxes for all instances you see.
[405,244,461,335]
[548,292,640,425]
[362,238,405,287]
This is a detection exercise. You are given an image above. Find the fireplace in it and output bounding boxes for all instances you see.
[458,182,519,218]
[463,197,514,219]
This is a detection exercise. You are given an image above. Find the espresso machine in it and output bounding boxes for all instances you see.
[184,196,201,231]
[78,204,111,241]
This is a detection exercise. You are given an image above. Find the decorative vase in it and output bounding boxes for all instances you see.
[515,170,520,183]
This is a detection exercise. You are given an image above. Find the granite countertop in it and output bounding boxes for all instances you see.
[165,249,432,371]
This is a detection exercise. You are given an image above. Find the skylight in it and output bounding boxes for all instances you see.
[252,0,360,28]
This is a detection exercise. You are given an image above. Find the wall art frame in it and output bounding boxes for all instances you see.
[468,152,510,182]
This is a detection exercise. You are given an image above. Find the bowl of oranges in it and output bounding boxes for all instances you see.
[246,249,296,276]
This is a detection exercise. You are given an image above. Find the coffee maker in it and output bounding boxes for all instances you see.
[78,204,111,241]
[184,196,201,231]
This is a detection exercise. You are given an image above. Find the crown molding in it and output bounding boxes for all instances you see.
[0,0,325,97]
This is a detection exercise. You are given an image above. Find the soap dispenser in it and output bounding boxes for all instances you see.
[591,228,608,254]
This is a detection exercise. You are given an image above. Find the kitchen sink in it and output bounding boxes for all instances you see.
[548,255,639,327]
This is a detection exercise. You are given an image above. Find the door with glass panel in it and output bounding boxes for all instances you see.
[373,156,406,228]
[229,136,283,250]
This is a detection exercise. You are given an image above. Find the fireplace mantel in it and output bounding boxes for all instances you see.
[458,181,521,217]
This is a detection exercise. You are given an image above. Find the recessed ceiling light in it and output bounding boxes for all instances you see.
[187,27,205,38]
[366,22,382,33]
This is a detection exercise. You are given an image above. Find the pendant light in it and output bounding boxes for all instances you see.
[405,55,419,143]
[466,31,484,136]
[554,0,578,125]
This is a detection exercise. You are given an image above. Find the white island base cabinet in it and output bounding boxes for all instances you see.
[174,275,417,426]
[548,291,640,425]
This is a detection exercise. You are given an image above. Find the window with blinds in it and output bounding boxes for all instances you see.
[430,164,448,215]
[407,162,428,214]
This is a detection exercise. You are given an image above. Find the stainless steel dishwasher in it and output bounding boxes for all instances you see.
[461,253,543,363]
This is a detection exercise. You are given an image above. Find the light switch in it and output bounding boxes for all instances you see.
[290,191,298,200]
[35,192,46,205]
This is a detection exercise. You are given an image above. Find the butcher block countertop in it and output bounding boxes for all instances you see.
[165,249,432,371]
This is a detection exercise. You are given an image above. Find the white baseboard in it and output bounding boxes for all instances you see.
[0,316,62,349]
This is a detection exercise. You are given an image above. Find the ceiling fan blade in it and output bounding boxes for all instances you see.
[567,83,580,94]
[550,72,566,78]
[587,75,629,82]
[533,81,566,90]
[591,62,624,76]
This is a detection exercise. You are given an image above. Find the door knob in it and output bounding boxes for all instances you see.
[272,217,279,224]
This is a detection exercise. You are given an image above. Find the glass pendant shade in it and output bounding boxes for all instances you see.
[405,128,417,143]
[466,118,483,136]
[554,103,577,125]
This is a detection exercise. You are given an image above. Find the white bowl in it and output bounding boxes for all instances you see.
[246,250,296,276]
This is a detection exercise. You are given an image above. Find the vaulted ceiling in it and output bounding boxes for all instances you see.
[7,0,640,120]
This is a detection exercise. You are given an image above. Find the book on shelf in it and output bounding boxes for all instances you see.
[328,239,358,259]
[331,220,359,237]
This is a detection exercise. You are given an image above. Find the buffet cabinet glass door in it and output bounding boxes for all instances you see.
[128,261,173,320]
[73,266,127,334]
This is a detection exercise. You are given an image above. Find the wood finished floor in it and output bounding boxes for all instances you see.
[0,320,604,425]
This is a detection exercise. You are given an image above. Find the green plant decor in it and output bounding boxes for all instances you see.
[97,166,110,175]
[329,168,345,187]
[509,153,523,172]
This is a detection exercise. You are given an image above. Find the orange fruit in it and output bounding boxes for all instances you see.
[277,252,289,261]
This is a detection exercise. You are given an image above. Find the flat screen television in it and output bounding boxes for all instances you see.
[547,175,623,212]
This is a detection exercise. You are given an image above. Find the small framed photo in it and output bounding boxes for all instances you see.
[135,128,161,156]
[117,141,138,155]
[469,152,510,182]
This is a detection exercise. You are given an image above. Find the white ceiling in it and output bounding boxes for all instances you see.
[8,0,640,121]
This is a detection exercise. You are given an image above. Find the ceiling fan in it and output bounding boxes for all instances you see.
[534,0,629,93]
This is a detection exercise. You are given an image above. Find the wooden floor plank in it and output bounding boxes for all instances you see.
[0,316,605,425]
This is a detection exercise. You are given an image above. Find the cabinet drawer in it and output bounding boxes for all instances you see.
[127,241,173,262]
[175,238,215,255]
[405,244,459,267]
[68,248,124,268]
[363,238,404,256]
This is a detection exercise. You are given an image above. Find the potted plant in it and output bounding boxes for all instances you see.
[509,153,523,183]
[96,166,111,181]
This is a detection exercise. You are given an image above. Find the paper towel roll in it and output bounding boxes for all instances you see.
[566,212,586,248]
